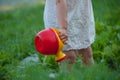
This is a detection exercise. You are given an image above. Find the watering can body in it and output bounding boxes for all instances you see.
[34,28,66,62]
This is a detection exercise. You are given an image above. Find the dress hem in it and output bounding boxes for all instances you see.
[63,39,95,51]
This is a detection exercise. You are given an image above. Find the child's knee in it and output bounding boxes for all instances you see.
[79,46,93,58]
[67,53,76,64]
[64,50,76,64]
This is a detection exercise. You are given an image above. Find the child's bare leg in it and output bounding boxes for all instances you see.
[78,46,94,66]
[59,50,76,72]
[65,50,76,64]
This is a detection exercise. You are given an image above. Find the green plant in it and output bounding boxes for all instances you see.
[0,0,120,80]
[9,63,120,80]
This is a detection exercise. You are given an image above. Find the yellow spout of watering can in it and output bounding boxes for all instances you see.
[52,28,66,62]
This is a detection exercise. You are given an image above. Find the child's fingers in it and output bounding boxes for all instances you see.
[59,35,68,40]
[59,35,68,44]
[58,35,68,44]
[58,29,68,44]
[62,38,68,44]
[59,33,68,39]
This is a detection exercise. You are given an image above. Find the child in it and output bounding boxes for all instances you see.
[44,0,95,69]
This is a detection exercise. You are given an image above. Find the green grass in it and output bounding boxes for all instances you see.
[9,62,120,80]
[0,4,44,80]
[0,4,44,58]
[0,0,120,80]
[92,0,120,24]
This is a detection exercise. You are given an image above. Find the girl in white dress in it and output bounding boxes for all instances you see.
[44,0,95,68]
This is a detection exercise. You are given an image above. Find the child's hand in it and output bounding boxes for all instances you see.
[59,29,68,44]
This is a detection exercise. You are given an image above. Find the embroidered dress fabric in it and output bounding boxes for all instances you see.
[44,0,95,51]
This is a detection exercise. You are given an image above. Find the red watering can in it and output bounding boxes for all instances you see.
[34,28,66,62]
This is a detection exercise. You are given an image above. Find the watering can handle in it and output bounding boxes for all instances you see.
[51,28,60,34]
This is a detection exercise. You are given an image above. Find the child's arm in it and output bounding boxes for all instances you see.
[56,0,68,44]
[56,0,67,29]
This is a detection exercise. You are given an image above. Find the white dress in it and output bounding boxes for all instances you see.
[44,0,95,51]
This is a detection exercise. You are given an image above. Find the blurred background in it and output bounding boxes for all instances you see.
[0,0,120,80]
